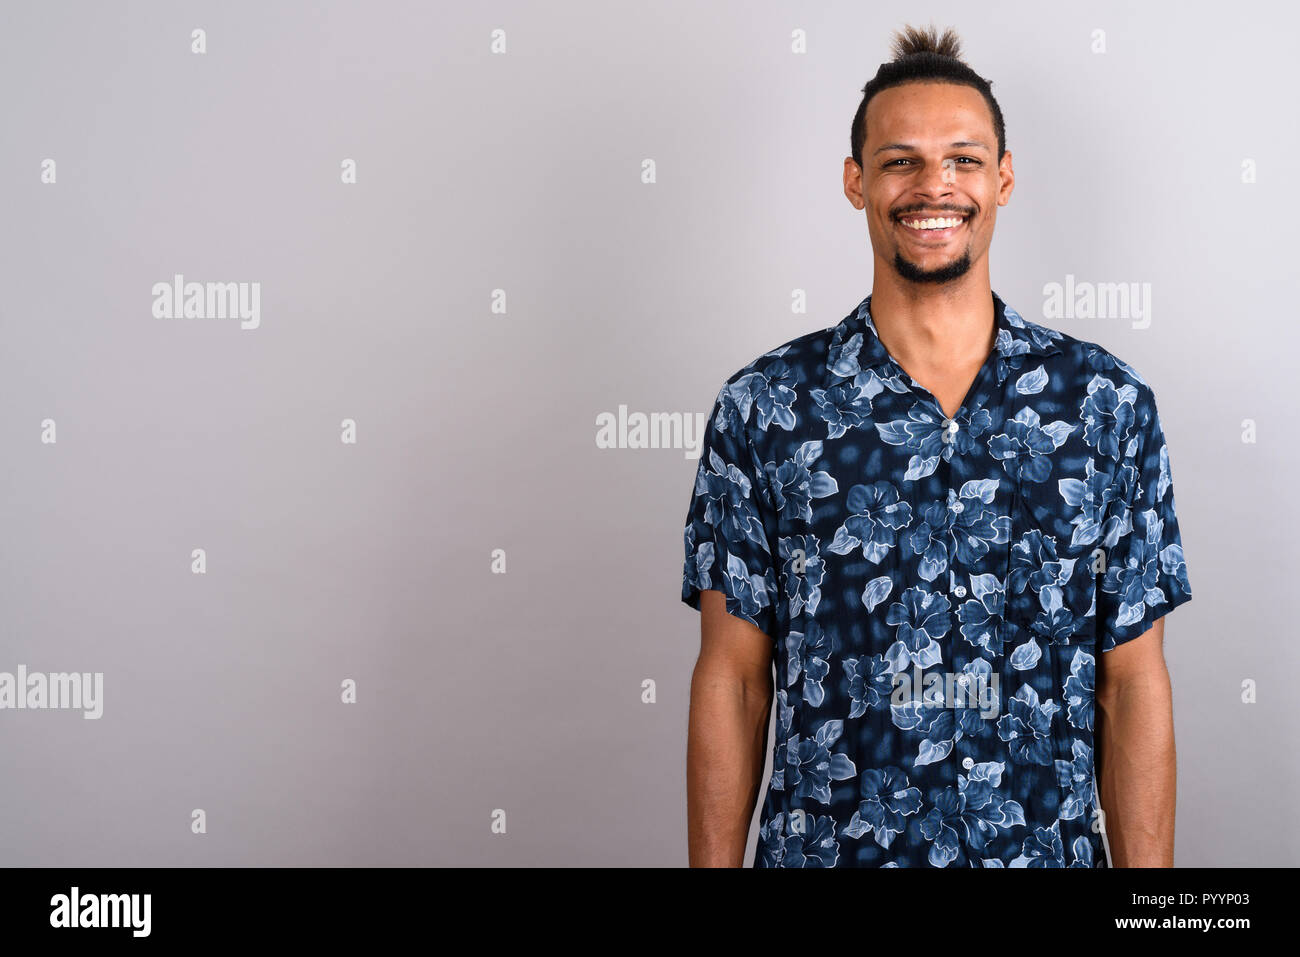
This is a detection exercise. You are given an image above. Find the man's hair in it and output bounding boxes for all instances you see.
[850,24,1006,167]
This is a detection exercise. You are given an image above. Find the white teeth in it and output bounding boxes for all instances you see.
[902,217,963,230]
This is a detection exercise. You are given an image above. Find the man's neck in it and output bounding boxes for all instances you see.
[867,274,997,376]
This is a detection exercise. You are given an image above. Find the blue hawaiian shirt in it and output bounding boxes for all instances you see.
[680,291,1192,867]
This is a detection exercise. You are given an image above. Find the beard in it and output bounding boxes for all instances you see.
[893,247,973,284]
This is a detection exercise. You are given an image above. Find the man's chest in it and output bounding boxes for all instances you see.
[757,383,1112,664]
[896,356,989,421]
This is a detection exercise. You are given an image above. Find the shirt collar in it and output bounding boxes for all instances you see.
[826,291,1062,386]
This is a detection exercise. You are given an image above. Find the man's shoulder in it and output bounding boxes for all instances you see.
[1034,321,1159,395]
[707,311,1167,431]
[695,321,846,445]
[715,315,1155,394]
[709,322,840,403]
[1032,320,1161,424]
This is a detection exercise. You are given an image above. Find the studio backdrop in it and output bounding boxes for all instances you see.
[0,0,1294,866]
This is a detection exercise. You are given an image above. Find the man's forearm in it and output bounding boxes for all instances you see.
[686,665,772,866]
[1096,667,1177,867]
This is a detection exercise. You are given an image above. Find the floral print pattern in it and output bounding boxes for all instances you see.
[680,292,1192,866]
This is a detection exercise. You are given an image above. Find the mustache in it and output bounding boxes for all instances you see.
[892,206,974,219]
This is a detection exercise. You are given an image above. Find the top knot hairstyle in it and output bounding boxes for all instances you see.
[850,24,1006,167]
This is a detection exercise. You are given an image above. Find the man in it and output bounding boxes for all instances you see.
[679,24,1192,867]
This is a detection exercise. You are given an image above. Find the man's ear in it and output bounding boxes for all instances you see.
[997,149,1015,206]
[843,156,866,210]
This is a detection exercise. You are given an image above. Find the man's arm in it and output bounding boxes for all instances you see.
[1095,616,1176,867]
[687,589,775,867]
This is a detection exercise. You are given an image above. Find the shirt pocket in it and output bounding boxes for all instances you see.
[1003,466,1100,647]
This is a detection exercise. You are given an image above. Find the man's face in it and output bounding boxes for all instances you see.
[845,81,1013,285]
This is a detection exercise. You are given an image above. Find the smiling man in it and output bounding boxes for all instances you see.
[679,24,1192,867]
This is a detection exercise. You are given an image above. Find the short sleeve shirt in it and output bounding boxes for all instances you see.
[679,291,1193,867]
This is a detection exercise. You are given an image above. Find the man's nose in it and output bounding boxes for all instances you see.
[915,158,957,195]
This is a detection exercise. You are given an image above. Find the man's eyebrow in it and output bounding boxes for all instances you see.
[873,141,991,155]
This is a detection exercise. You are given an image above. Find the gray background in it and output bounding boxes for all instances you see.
[0,0,1294,866]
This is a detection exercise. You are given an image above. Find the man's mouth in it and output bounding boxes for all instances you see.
[895,214,968,240]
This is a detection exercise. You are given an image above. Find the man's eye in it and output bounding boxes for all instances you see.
[882,157,981,168]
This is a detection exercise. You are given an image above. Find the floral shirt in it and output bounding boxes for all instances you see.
[679,291,1192,867]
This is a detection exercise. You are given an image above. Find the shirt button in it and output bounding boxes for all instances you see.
[962,757,974,770]
[949,501,964,514]
[953,585,966,598]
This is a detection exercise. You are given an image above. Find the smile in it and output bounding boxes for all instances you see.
[898,215,966,231]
